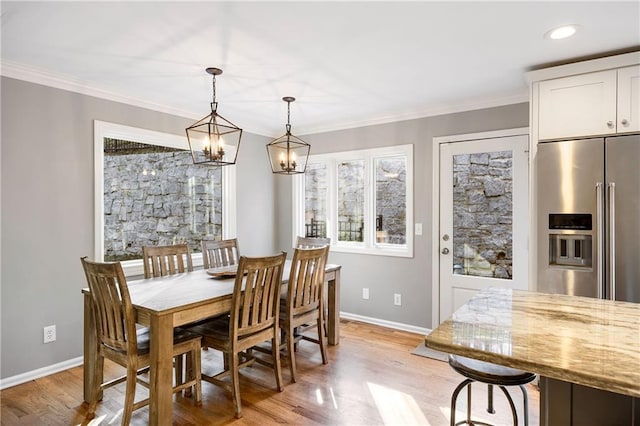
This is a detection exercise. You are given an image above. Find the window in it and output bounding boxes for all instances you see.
[94,121,236,276]
[294,144,413,257]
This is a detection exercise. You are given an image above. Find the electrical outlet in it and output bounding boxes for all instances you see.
[394,293,402,306]
[362,288,370,300]
[44,325,56,343]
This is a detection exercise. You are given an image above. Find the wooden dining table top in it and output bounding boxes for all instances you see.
[82,262,340,317]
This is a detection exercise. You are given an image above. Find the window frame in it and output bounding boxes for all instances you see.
[94,120,237,276]
[293,144,413,257]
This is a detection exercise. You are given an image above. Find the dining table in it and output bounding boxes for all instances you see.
[82,261,342,426]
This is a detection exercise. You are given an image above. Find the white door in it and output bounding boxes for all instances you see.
[438,132,529,323]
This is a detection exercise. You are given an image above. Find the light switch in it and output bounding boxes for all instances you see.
[415,223,423,235]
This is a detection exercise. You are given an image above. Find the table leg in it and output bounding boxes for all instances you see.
[83,293,102,403]
[327,268,341,345]
[149,314,174,426]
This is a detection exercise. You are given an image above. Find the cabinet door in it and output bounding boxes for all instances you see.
[538,70,617,140]
[617,65,640,133]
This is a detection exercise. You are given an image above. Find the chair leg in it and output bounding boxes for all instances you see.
[87,354,104,419]
[121,364,138,426]
[272,335,284,392]
[286,325,297,383]
[192,347,202,406]
[175,354,188,397]
[230,352,242,419]
[317,313,328,365]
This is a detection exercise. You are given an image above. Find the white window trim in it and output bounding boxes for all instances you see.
[293,144,413,257]
[93,120,237,276]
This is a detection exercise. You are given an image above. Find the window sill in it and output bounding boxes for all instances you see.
[121,253,205,278]
[330,244,413,258]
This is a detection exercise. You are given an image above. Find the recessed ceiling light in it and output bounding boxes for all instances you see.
[545,24,580,40]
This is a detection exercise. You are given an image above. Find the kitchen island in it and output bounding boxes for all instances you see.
[426,288,640,425]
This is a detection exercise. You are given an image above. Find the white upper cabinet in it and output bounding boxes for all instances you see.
[538,70,617,140]
[617,65,640,134]
[529,53,640,142]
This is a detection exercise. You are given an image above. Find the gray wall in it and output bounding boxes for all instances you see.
[0,75,527,380]
[0,77,276,379]
[275,104,529,329]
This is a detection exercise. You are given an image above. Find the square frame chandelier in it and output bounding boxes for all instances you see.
[266,96,310,175]
[186,67,242,166]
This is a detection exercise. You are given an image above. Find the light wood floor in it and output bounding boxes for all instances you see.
[1,320,539,425]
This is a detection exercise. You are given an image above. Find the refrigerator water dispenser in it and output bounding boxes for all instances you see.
[549,234,592,268]
[547,213,592,268]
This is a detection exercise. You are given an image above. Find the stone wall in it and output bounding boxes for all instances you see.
[304,157,407,244]
[104,149,222,261]
[452,151,513,279]
[375,157,406,244]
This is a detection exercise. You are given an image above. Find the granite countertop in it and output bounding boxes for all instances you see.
[425,288,640,398]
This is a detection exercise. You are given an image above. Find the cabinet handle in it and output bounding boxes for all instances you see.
[621,119,629,126]
[606,120,614,128]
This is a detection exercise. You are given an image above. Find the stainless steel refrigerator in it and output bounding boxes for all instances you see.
[536,134,640,302]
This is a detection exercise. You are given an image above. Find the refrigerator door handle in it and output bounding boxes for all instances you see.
[608,182,616,300]
[596,182,604,299]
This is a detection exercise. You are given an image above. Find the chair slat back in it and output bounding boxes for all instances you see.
[287,246,329,316]
[201,239,240,269]
[296,236,331,249]
[81,257,136,354]
[142,244,193,278]
[231,253,286,339]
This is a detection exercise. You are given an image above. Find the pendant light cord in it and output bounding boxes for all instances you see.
[286,100,292,134]
[211,74,218,113]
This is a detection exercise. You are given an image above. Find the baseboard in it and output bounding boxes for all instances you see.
[0,356,83,390]
[0,315,429,390]
[340,311,431,336]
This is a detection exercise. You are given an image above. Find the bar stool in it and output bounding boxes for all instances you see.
[448,354,536,426]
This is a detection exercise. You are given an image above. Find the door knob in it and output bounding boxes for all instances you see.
[441,248,450,255]
[621,119,629,126]
[606,120,614,128]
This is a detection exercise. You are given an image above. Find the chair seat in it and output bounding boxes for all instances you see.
[188,318,232,350]
[448,355,536,386]
[105,327,201,356]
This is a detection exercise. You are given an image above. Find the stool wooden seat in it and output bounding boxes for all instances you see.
[448,354,536,426]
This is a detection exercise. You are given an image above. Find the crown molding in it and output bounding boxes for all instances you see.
[0,60,200,121]
[2,59,528,137]
[297,89,529,136]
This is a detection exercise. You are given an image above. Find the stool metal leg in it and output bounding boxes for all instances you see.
[450,377,531,426]
[487,384,495,414]
[466,382,472,424]
[519,384,529,426]
[498,385,518,426]
[450,378,473,426]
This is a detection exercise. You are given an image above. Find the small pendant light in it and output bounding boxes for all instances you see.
[266,96,310,175]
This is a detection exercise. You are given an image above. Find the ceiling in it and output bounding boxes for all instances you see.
[1,1,639,137]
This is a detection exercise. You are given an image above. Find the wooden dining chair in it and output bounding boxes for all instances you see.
[296,236,331,248]
[80,257,202,426]
[279,246,330,382]
[295,237,331,338]
[142,244,193,278]
[188,252,287,418]
[201,238,240,269]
